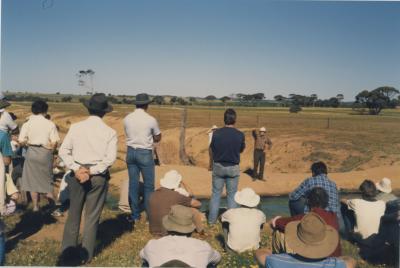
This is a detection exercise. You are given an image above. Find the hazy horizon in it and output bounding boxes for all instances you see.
[1,0,400,101]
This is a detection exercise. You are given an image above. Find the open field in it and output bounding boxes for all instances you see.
[3,103,400,267]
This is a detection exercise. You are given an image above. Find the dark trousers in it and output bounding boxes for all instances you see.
[208,147,213,170]
[289,198,306,216]
[253,149,266,179]
[61,174,109,261]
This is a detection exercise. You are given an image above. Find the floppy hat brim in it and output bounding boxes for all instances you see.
[234,191,260,207]
[160,177,181,190]
[83,99,113,113]
[285,220,339,259]
[162,214,196,234]
[133,99,152,105]
[376,182,391,193]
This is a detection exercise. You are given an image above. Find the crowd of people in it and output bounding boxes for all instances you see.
[0,92,397,267]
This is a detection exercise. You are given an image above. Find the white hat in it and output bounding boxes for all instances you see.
[234,187,260,207]
[376,177,392,193]
[160,170,182,190]
[260,127,266,132]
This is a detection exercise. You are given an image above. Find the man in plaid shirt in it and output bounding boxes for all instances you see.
[289,162,339,214]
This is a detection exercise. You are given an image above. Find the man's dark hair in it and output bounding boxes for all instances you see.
[31,100,49,115]
[307,187,329,209]
[311,161,328,176]
[88,109,106,118]
[136,104,148,110]
[159,259,191,267]
[359,180,377,200]
[45,114,51,120]
[224,108,236,125]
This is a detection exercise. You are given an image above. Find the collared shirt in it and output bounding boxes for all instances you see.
[124,108,161,150]
[59,116,117,175]
[346,198,385,239]
[0,111,17,132]
[140,235,221,268]
[289,174,339,213]
[221,207,266,253]
[266,254,346,268]
[252,130,272,151]
[18,114,60,147]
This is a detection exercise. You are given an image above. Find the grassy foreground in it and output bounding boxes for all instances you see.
[3,201,395,268]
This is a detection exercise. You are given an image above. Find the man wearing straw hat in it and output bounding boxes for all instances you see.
[375,177,397,203]
[140,205,221,267]
[252,127,272,181]
[221,187,266,253]
[124,93,161,224]
[148,170,203,236]
[58,93,117,264]
[255,213,356,268]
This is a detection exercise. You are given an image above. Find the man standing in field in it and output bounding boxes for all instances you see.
[208,108,245,224]
[124,93,161,224]
[252,127,272,181]
[58,93,117,264]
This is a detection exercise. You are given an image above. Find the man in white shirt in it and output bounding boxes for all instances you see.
[123,93,161,223]
[221,187,266,253]
[341,180,385,240]
[140,205,221,268]
[58,93,117,265]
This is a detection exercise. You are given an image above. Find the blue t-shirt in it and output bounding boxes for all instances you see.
[266,254,346,268]
[0,130,13,157]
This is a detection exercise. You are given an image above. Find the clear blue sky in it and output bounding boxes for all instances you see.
[1,0,400,100]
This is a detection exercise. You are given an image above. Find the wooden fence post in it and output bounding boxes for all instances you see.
[179,108,194,165]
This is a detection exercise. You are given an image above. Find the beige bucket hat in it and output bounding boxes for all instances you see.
[162,205,196,234]
[376,177,392,193]
[160,170,182,190]
[234,187,260,207]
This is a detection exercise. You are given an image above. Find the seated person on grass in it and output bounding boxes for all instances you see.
[255,213,356,268]
[341,179,385,240]
[148,170,203,236]
[221,187,266,253]
[140,205,221,268]
[269,187,341,257]
[375,177,397,203]
[289,161,339,216]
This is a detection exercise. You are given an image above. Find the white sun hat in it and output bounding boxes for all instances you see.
[160,170,182,190]
[234,187,260,207]
[259,127,266,132]
[376,177,392,193]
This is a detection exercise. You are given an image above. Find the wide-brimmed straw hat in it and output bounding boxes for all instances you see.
[160,170,182,190]
[259,127,266,132]
[83,93,113,113]
[162,205,196,234]
[285,212,339,259]
[134,93,152,105]
[234,188,260,207]
[376,177,392,193]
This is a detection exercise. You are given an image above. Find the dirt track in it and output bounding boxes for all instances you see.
[111,164,400,198]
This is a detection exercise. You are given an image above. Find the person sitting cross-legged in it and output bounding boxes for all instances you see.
[221,187,266,253]
[148,170,203,236]
[255,213,356,268]
[341,179,385,240]
[140,205,221,268]
[270,187,341,257]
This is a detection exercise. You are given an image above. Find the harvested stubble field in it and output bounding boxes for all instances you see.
[4,102,400,267]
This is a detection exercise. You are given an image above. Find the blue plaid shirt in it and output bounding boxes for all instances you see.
[289,174,339,213]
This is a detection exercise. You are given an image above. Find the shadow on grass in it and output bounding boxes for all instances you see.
[6,210,57,253]
[94,213,132,257]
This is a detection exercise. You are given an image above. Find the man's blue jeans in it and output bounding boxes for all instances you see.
[208,163,240,224]
[0,232,5,265]
[126,147,155,220]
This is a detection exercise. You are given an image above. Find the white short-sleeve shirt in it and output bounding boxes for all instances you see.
[0,111,17,132]
[124,108,161,150]
[221,207,266,253]
[140,235,221,268]
[18,114,60,147]
[347,199,385,239]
